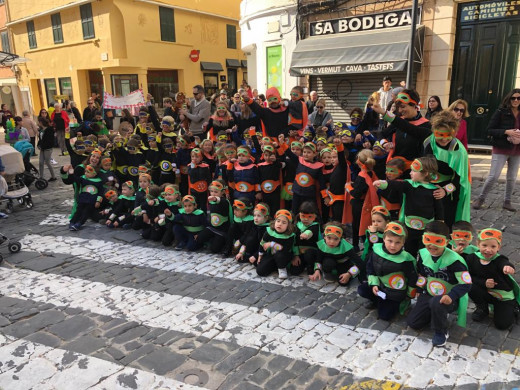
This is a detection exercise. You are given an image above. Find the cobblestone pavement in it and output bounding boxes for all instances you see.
[0,151,518,390]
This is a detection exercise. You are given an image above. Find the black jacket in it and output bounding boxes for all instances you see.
[38,126,55,150]
[487,107,517,149]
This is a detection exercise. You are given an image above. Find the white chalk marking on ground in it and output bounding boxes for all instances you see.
[60,199,75,207]
[39,214,70,226]
[0,267,517,388]
[0,333,207,390]
[20,234,347,294]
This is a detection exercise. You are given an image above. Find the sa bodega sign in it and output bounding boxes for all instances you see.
[310,8,420,36]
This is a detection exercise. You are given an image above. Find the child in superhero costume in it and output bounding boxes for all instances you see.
[172,195,206,251]
[466,228,519,330]
[406,221,472,347]
[358,221,417,321]
[290,201,321,276]
[308,222,361,286]
[257,209,296,280]
[450,220,478,258]
[236,203,271,265]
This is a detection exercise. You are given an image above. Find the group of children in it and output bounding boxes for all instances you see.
[59,91,519,347]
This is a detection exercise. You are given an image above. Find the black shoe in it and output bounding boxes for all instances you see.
[364,301,376,310]
[48,177,57,182]
[472,306,489,322]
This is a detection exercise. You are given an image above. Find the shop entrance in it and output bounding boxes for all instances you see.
[451,2,520,144]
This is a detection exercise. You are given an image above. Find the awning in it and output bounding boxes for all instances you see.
[241,60,247,68]
[226,59,241,68]
[200,62,223,71]
[290,25,424,76]
[0,51,29,66]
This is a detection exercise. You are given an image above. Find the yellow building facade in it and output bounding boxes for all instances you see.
[6,0,246,113]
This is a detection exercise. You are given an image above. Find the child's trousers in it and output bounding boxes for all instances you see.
[406,293,456,333]
[256,252,291,277]
[357,282,401,321]
[469,284,516,330]
[173,225,198,251]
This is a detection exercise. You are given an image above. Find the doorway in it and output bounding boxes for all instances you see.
[451,17,520,144]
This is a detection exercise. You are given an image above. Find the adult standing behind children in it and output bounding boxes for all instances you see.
[180,85,211,136]
[21,111,39,152]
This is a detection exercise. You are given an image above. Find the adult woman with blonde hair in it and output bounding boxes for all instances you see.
[448,99,470,150]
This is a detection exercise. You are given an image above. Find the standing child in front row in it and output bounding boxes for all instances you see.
[358,222,417,321]
[309,222,361,285]
[361,206,391,263]
[257,209,296,279]
[188,148,211,213]
[222,197,255,257]
[172,195,206,251]
[69,165,104,231]
[106,181,136,228]
[290,201,321,276]
[406,221,472,347]
[158,184,181,246]
[374,157,444,257]
[195,180,232,253]
[466,228,519,330]
[379,157,405,220]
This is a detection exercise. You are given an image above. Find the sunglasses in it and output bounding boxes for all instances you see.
[267,97,279,103]
[316,106,324,109]
[511,96,520,101]
[453,107,465,113]
[217,106,227,110]
[290,92,300,96]
[193,92,200,96]
[351,114,360,119]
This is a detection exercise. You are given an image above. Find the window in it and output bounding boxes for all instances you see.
[226,24,236,49]
[111,74,138,96]
[159,6,175,42]
[44,78,58,106]
[80,3,95,39]
[27,21,37,49]
[59,77,74,101]
[1,31,10,53]
[51,13,63,44]
[203,73,219,97]
[147,70,179,107]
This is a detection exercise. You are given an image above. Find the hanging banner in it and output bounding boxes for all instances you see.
[103,89,145,109]
[266,45,283,92]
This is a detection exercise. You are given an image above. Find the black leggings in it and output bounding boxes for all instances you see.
[195,228,227,253]
[262,190,281,215]
[289,248,317,275]
[330,201,344,224]
[358,282,402,321]
[70,202,94,225]
[256,251,292,277]
[351,198,363,247]
[469,284,517,330]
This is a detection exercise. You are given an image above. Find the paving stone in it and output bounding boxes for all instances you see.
[112,325,150,344]
[137,346,187,375]
[103,321,140,338]
[47,315,97,340]
[119,344,156,365]
[190,344,229,364]
[215,346,258,375]
[264,369,296,388]
[63,335,106,355]
[24,331,62,348]
[0,315,10,327]
[267,354,293,370]
[1,310,66,338]
[247,368,271,385]
[19,256,68,271]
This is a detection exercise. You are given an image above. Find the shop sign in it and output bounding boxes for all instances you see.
[266,45,283,90]
[310,8,419,36]
[294,62,403,76]
[460,1,520,23]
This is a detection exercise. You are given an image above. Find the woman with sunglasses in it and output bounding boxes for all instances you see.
[375,89,432,175]
[425,96,443,121]
[205,101,237,143]
[447,99,469,150]
[308,99,333,129]
[473,89,520,212]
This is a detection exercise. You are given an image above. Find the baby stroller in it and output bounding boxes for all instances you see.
[0,144,34,213]
[0,233,21,263]
[14,140,48,190]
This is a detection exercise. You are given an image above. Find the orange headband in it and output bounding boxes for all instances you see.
[410,159,423,172]
[422,233,448,248]
[182,195,196,204]
[275,209,292,222]
[105,190,117,199]
[85,165,96,174]
[324,225,343,239]
[233,199,252,210]
[384,222,405,237]
[254,203,270,216]
[299,212,316,221]
[371,206,390,218]
[451,230,473,242]
[478,228,502,245]
[209,181,226,191]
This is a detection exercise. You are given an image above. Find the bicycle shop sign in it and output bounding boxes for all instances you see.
[310,8,420,36]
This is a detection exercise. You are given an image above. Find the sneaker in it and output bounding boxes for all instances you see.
[472,305,489,322]
[472,198,484,210]
[432,331,449,347]
[51,159,58,165]
[48,177,57,182]
[278,268,288,279]
[175,242,186,251]
[122,223,132,229]
[63,151,69,156]
[69,223,78,231]
[503,201,517,212]
[364,301,377,310]
[0,212,8,219]
[323,272,336,282]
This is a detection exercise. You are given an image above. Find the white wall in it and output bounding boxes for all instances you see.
[240,0,299,97]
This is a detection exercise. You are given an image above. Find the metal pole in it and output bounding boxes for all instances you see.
[406,0,419,89]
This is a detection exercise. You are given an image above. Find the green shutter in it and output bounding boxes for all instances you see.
[80,4,95,39]
[27,21,37,49]
[226,24,236,49]
[1,31,10,53]
[159,6,175,42]
[51,13,63,44]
